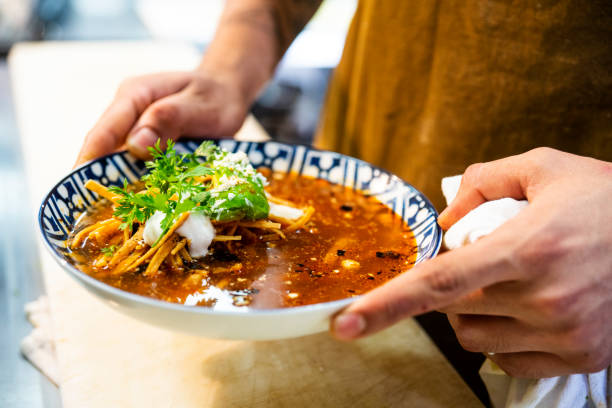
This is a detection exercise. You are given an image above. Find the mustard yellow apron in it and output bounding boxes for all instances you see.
[315,0,612,210]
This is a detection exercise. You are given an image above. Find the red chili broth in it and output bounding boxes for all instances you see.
[67,172,418,310]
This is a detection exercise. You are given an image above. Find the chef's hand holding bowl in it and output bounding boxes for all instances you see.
[76,69,251,165]
[333,148,612,379]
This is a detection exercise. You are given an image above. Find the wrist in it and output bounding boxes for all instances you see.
[196,0,279,108]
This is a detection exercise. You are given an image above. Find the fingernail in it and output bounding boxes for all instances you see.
[127,127,159,157]
[333,313,366,340]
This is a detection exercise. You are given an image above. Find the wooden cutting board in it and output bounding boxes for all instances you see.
[9,41,481,407]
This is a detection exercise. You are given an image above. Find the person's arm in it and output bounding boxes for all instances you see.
[76,0,321,164]
[201,0,321,103]
[332,148,612,378]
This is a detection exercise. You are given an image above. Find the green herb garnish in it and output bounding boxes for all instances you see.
[109,140,269,239]
[101,244,118,257]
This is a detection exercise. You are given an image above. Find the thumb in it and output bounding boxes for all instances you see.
[126,91,231,159]
[125,93,187,159]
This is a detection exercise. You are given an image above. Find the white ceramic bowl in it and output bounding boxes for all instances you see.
[39,139,441,340]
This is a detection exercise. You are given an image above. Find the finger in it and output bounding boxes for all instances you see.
[76,99,140,166]
[76,72,193,165]
[125,91,235,159]
[447,314,561,354]
[437,154,534,230]
[331,228,524,340]
[438,281,528,317]
[488,351,577,378]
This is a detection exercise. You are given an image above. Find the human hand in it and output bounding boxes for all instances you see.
[76,70,250,164]
[332,147,612,378]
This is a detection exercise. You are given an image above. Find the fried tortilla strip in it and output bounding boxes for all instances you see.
[89,219,121,243]
[144,236,177,276]
[266,194,295,207]
[237,220,281,229]
[271,228,286,239]
[173,253,183,268]
[108,225,144,268]
[238,227,258,242]
[268,214,294,225]
[108,234,123,246]
[179,247,192,262]
[93,254,109,268]
[125,212,189,272]
[84,180,121,203]
[260,233,281,242]
[213,235,242,241]
[170,238,188,256]
[285,206,315,232]
[71,218,118,249]
[112,247,146,275]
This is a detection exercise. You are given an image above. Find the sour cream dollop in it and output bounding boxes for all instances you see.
[143,211,215,258]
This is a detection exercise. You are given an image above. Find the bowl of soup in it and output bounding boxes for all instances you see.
[39,139,441,340]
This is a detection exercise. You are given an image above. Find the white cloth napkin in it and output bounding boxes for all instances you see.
[441,175,529,249]
[21,296,60,386]
[442,175,611,408]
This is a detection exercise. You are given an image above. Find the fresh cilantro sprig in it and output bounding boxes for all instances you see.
[109,139,269,239]
[110,179,168,230]
[142,139,213,200]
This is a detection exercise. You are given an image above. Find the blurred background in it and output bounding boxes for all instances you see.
[0,1,356,407]
[0,0,357,144]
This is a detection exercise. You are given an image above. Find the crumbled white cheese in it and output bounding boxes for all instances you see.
[256,172,269,186]
[143,211,215,258]
[212,151,254,175]
[209,175,244,194]
[269,202,304,221]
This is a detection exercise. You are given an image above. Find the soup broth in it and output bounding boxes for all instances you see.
[68,173,417,310]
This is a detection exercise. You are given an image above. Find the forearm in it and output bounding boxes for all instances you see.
[199,0,321,105]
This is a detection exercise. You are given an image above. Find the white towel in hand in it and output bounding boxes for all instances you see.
[441,175,528,250]
[442,175,610,408]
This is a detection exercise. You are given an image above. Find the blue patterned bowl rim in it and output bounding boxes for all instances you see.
[39,139,442,315]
